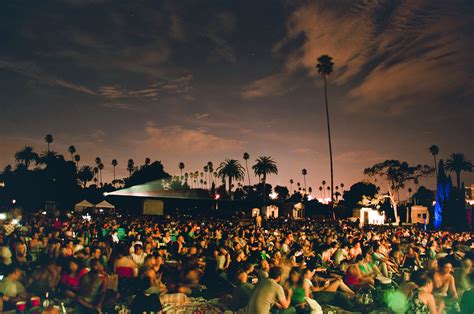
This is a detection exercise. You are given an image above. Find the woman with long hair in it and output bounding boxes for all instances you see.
[285,267,311,313]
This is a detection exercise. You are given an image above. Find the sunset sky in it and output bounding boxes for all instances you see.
[1,0,473,195]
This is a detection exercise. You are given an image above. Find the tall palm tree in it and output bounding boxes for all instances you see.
[179,162,185,176]
[204,165,209,188]
[68,145,76,161]
[445,153,473,190]
[111,159,118,182]
[290,179,294,193]
[252,156,278,204]
[217,159,245,195]
[93,167,99,184]
[243,152,251,186]
[207,161,214,188]
[95,157,102,167]
[74,154,81,167]
[322,180,327,199]
[317,54,335,207]
[44,134,53,152]
[319,186,323,198]
[15,146,38,169]
[98,163,104,186]
[429,145,440,178]
[302,169,308,191]
[127,159,135,176]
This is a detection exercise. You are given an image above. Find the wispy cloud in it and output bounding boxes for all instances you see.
[241,73,289,99]
[194,113,210,119]
[98,74,193,100]
[131,123,244,156]
[0,59,96,95]
[253,0,473,114]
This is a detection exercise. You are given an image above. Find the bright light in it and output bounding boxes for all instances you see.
[0,213,6,220]
[11,219,19,225]
[214,194,220,200]
[41,211,47,215]
[307,195,314,201]
[82,214,92,221]
[12,199,16,204]
[269,192,278,200]
[0,182,5,187]
[103,192,109,196]
[99,209,104,213]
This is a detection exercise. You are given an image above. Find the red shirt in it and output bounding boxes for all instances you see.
[60,269,88,290]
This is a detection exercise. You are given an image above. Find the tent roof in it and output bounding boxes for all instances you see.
[95,200,115,208]
[75,200,94,207]
[106,180,212,200]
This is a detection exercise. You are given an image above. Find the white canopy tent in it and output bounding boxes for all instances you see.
[74,200,94,212]
[95,200,115,209]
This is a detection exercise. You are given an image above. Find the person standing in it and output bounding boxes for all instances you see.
[256,214,262,229]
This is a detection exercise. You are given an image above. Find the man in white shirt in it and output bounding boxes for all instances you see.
[247,266,291,314]
[130,244,147,267]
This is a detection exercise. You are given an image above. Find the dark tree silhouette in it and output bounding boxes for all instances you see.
[127,159,135,176]
[253,156,278,205]
[364,160,433,223]
[429,145,439,178]
[217,159,245,195]
[179,162,185,176]
[243,152,251,186]
[44,134,53,152]
[445,153,473,190]
[112,159,118,182]
[15,146,38,169]
[302,169,308,191]
[74,154,80,167]
[78,166,94,188]
[68,145,76,161]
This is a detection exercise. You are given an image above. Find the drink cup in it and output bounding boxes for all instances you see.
[31,296,41,307]
[16,301,27,312]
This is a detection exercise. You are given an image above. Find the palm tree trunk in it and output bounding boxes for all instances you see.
[456,171,461,190]
[245,160,251,186]
[433,155,438,178]
[113,166,116,181]
[228,177,232,195]
[304,176,307,191]
[323,75,335,218]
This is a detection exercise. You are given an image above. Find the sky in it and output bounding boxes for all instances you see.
[0,0,473,197]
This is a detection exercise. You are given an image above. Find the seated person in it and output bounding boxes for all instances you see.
[284,267,311,312]
[306,268,354,296]
[409,271,445,314]
[460,272,474,314]
[75,259,107,313]
[0,265,27,310]
[130,276,163,314]
[433,259,459,299]
[247,266,291,313]
[344,256,375,289]
[59,257,88,299]
[232,269,254,311]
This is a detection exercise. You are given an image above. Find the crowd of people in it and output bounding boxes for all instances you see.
[0,209,472,313]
